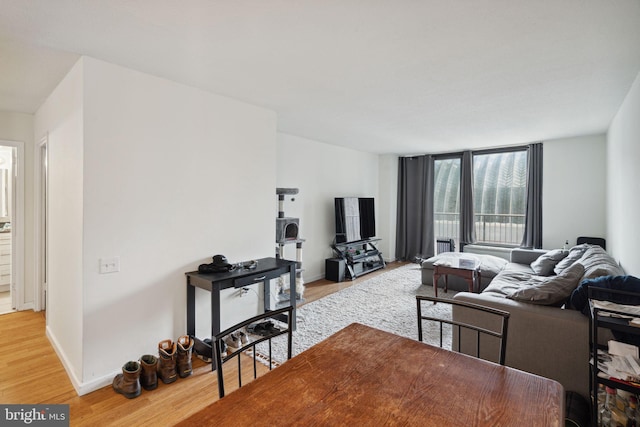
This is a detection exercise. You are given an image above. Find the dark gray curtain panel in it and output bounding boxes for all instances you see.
[396,155,434,261]
[521,143,543,248]
[459,150,475,249]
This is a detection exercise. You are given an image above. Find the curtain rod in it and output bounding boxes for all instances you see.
[400,141,540,159]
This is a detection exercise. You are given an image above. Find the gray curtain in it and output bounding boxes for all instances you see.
[459,150,475,250]
[521,143,543,248]
[396,155,434,261]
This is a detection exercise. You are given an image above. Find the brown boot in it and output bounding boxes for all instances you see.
[112,361,141,399]
[139,354,158,390]
[157,339,177,384]
[177,335,194,378]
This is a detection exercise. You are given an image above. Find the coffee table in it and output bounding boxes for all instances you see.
[433,256,481,296]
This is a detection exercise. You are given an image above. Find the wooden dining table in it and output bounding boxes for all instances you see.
[178,322,564,426]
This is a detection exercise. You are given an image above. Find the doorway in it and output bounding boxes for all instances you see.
[0,141,23,315]
[37,138,48,312]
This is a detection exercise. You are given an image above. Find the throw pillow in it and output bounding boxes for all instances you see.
[508,262,585,306]
[554,244,589,275]
[530,249,569,276]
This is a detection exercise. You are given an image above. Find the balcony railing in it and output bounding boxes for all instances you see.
[475,213,525,245]
[434,212,460,246]
[434,212,525,247]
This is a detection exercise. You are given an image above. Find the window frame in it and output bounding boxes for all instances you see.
[471,145,529,247]
[431,145,530,249]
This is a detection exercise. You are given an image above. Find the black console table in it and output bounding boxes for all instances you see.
[186,257,296,370]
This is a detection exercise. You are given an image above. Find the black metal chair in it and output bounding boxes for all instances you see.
[416,296,510,365]
[213,306,293,398]
[436,238,455,254]
[577,236,606,250]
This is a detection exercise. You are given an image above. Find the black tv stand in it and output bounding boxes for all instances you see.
[330,238,385,280]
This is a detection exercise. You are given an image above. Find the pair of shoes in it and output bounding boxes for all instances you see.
[247,321,281,337]
[224,329,251,353]
[157,335,194,384]
[112,354,160,398]
[193,336,227,362]
[224,333,242,352]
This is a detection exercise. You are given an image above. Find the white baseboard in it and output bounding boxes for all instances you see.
[18,302,34,311]
[304,273,324,283]
[75,372,116,396]
[46,325,116,396]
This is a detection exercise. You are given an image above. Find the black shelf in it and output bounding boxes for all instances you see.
[330,238,385,281]
[594,314,640,335]
[595,372,640,395]
[588,287,640,426]
[347,250,380,261]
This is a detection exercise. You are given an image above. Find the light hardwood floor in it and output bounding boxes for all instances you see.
[0,262,406,426]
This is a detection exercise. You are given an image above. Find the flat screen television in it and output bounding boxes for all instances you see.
[334,197,376,243]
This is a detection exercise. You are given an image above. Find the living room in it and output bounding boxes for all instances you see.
[1,0,639,416]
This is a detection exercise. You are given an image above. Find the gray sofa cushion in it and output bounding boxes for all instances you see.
[510,248,548,265]
[481,264,537,298]
[477,254,508,277]
[554,244,589,275]
[553,244,624,280]
[507,263,585,306]
[578,245,625,280]
[530,249,569,276]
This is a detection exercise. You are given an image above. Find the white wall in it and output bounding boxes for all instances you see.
[542,134,607,250]
[33,59,85,384]
[276,133,380,282]
[35,57,278,394]
[0,110,35,308]
[607,71,640,276]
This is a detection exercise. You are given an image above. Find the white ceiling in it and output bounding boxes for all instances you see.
[1,1,639,155]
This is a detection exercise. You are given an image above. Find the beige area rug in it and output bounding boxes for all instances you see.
[257,264,457,364]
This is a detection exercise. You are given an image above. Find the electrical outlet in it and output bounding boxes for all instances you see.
[99,257,120,274]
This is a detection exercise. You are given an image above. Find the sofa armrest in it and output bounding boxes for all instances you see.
[510,248,547,265]
[452,291,589,399]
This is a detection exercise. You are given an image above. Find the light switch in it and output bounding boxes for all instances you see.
[99,257,120,274]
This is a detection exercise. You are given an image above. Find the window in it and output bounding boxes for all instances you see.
[432,149,528,250]
[473,150,527,245]
[433,158,460,248]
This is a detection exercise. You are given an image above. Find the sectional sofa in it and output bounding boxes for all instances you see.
[423,244,624,399]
